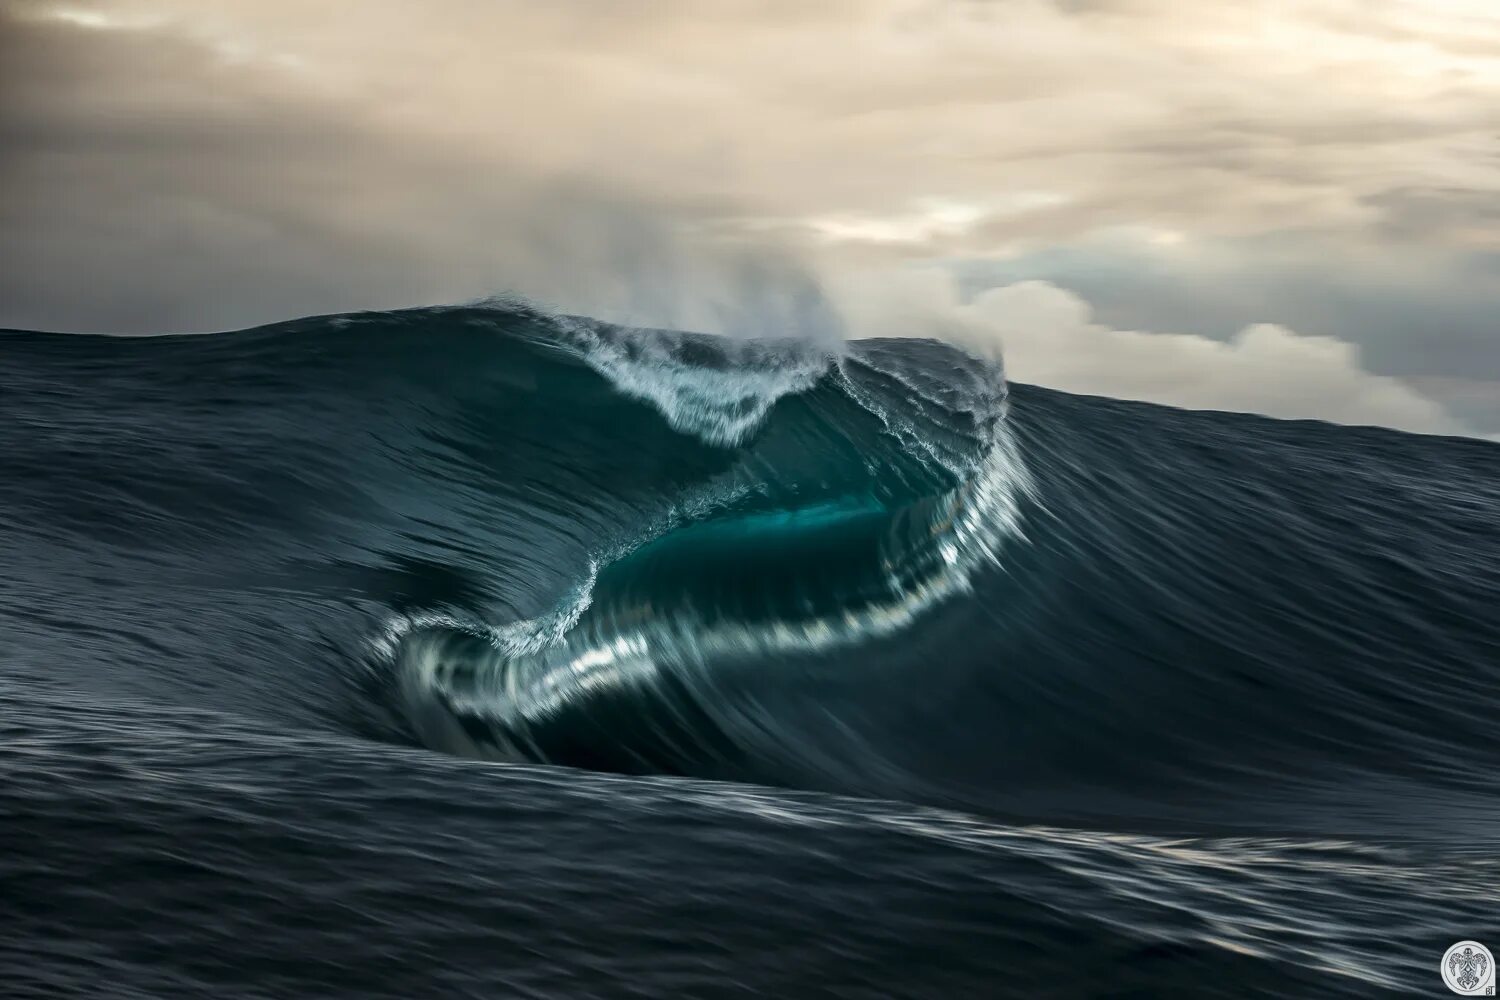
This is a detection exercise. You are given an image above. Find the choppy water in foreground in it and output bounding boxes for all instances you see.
[2,304,1497,998]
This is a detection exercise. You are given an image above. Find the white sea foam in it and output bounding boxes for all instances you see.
[557,316,835,447]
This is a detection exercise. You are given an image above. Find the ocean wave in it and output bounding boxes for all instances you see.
[5,302,1500,996]
[388,315,1034,773]
[3,301,1498,836]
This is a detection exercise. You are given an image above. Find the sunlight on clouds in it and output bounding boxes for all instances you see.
[41,6,159,30]
[811,199,986,245]
[47,8,112,28]
[16,0,1499,252]
[810,194,1071,246]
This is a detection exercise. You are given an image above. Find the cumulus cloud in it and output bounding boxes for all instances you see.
[829,270,1469,435]
[953,233,1500,380]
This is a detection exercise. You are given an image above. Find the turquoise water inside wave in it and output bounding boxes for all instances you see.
[1,304,1497,997]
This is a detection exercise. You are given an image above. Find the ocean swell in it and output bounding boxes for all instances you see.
[8,301,1496,839]
[5,302,1500,996]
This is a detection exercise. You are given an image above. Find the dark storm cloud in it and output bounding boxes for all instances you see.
[1,13,416,331]
[1367,186,1500,243]
[0,9,837,338]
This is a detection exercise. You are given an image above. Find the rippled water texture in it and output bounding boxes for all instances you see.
[2,304,1497,997]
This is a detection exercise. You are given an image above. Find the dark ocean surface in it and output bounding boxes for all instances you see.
[2,304,1497,998]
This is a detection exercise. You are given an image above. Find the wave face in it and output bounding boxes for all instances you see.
[2,303,1498,998]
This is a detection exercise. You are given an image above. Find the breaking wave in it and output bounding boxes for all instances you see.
[389,325,1031,772]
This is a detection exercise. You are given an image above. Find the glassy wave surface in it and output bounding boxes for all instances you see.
[2,303,1497,998]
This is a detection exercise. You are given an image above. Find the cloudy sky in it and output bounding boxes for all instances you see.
[3,0,1498,435]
